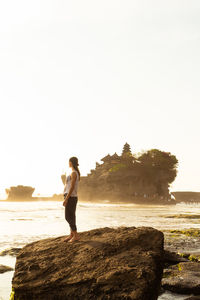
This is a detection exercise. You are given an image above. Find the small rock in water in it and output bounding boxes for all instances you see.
[0,247,21,256]
[0,264,14,273]
[163,250,189,265]
[162,261,200,295]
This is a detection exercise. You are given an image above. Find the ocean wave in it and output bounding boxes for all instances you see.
[78,203,131,208]
[10,218,33,221]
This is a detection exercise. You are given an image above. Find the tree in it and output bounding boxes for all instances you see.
[137,149,178,194]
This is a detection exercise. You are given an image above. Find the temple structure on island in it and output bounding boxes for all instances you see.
[78,143,177,204]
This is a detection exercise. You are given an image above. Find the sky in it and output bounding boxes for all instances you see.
[0,0,200,198]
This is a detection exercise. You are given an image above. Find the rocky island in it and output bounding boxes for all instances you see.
[77,143,178,204]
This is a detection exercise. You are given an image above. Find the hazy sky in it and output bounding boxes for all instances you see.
[0,0,200,198]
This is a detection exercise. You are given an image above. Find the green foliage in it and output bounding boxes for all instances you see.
[178,252,190,259]
[138,149,178,169]
[188,254,200,262]
[9,288,15,300]
[170,229,200,237]
[122,151,133,158]
[177,263,182,271]
[137,149,178,185]
[109,163,127,173]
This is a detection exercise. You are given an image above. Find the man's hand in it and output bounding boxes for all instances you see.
[63,199,68,207]
[63,194,68,206]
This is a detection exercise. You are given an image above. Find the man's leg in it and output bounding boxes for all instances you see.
[63,197,74,241]
[68,198,80,242]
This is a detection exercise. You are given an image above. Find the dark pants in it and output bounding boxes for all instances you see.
[64,193,78,231]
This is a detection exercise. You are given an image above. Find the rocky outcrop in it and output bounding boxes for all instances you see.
[162,262,200,295]
[163,229,200,254]
[172,192,200,203]
[160,230,200,298]
[73,143,178,204]
[163,250,189,265]
[0,247,21,256]
[12,226,164,300]
[5,185,35,200]
[0,264,13,273]
[184,297,200,300]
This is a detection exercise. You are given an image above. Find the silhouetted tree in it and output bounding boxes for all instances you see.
[137,149,178,194]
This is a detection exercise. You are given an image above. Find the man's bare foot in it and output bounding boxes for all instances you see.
[68,235,80,243]
[63,235,73,242]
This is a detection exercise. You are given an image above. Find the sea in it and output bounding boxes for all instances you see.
[0,200,200,300]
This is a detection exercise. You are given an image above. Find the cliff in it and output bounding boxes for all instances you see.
[12,226,164,300]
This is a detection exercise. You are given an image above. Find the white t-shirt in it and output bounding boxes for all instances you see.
[63,170,79,197]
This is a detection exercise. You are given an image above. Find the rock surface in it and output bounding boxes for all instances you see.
[12,226,164,300]
[162,262,200,295]
[163,229,200,254]
[0,264,14,273]
[0,247,21,256]
[184,297,200,300]
[163,250,189,266]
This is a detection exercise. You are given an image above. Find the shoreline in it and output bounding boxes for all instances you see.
[2,197,200,205]
[0,198,177,205]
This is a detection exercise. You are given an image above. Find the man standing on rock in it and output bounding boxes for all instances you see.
[62,156,80,243]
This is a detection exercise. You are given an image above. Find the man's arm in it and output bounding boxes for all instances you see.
[64,172,77,202]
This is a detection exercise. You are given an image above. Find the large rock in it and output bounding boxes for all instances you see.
[12,226,164,300]
[162,262,200,295]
